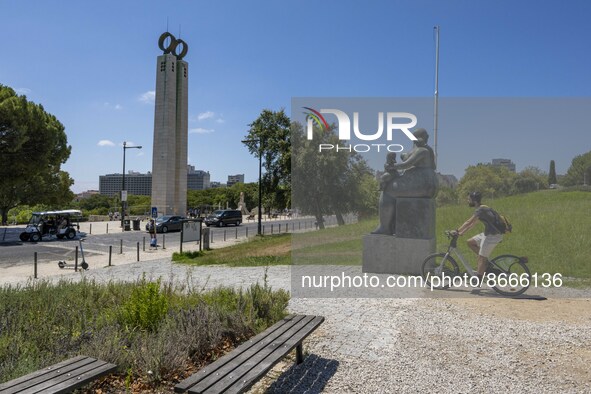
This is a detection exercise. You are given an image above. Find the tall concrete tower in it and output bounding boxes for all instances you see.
[151,32,188,216]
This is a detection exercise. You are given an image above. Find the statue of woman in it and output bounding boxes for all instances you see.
[372,128,438,235]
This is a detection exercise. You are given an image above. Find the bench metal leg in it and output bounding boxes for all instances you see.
[296,343,304,364]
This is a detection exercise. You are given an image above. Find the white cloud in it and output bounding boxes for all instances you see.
[215,118,225,124]
[139,90,156,103]
[198,111,215,121]
[104,102,122,110]
[190,128,215,134]
[98,140,115,147]
[15,88,31,95]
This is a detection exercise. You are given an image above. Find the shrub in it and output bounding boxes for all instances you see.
[436,187,459,206]
[247,282,289,331]
[119,276,169,332]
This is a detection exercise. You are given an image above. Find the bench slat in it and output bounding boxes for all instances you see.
[186,315,312,393]
[36,360,117,394]
[0,356,116,394]
[225,315,324,394]
[174,314,303,393]
[0,356,88,392]
[1,356,96,393]
[190,315,319,394]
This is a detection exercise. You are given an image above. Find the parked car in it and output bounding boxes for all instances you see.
[19,210,82,242]
[145,215,185,233]
[204,210,242,227]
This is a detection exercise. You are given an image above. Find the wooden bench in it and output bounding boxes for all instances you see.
[0,355,117,394]
[175,314,324,394]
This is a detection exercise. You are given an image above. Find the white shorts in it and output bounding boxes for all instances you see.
[469,233,502,258]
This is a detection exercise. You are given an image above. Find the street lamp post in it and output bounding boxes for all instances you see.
[121,141,142,229]
[242,138,263,236]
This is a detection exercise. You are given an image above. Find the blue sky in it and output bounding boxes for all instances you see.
[1,0,590,193]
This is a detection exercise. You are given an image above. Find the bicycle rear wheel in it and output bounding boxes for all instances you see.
[488,255,530,296]
[422,253,460,290]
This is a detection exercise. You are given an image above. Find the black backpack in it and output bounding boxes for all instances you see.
[481,205,512,234]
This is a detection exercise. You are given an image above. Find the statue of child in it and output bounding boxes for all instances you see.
[379,152,400,190]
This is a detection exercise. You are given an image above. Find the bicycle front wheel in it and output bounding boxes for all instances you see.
[422,253,460,290]
[488,255,530,296]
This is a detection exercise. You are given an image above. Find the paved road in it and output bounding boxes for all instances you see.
[0,216,324,268]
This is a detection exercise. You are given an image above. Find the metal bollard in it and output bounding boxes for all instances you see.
[246,227,249,238]
[143,237,146,252]
[202,227,210,250]
[235,227,238,239]
[263,225,265,235]
[224,230,226,242]
[108,245,112,266]
[106,223,109,234]
[34,252,38,279]
[137,242,140,262]
[180,229,183,253]
[120,239,123,254]
[162,233,166,249]
[271,224,274,235]
[211,229,214,243]
[89,223,92,234]
[75,246,78,272]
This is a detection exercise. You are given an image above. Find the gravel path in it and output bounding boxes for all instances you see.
[283,297,591,393]
[2,260,590,393]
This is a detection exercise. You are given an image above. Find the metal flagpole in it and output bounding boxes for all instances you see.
[433,25,440,167]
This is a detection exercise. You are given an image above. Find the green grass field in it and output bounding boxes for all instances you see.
[173,233,291,266]
[437,190,591,279]
[176,190,591,281]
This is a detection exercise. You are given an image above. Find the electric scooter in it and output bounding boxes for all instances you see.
[58,239,89,270]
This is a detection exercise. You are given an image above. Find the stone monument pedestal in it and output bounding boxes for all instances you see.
[363,197,436,275]
[394,197,435,239]
[362,235,435,275]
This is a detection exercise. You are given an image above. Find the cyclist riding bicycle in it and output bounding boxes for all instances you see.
[452,191,503,284]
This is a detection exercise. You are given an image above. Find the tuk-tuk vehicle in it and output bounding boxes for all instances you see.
[19,209,82,242]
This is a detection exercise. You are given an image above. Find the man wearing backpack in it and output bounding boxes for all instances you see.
[453,191,504,283]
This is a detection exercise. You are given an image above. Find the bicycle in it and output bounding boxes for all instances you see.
[422,230,531,296]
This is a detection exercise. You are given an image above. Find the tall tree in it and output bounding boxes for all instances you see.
[243,109,291,214]
[562,151,591,186]
[548,160,557,185]
[0,85,73,224]
[291,122,376,227]
[514,166,548,193]
[457,164,518,200]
